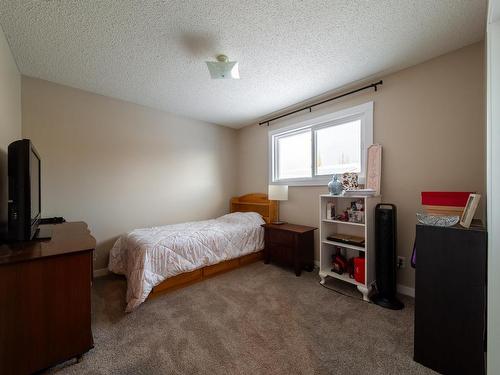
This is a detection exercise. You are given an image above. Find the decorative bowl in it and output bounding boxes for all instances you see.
[416,213,459,227]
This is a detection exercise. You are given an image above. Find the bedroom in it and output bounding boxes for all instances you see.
[0,1,498,374]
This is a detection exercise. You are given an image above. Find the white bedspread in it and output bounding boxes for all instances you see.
[108,212,265,311]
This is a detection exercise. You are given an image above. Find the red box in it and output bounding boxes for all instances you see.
[354,257,365,284]
[421,192,472,207]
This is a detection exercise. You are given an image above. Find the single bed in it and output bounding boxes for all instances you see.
[108,193,277,311]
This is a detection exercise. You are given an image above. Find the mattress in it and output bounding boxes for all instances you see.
[108,212,265,311]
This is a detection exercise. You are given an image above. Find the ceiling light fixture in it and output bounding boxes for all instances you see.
[205,54,240,79]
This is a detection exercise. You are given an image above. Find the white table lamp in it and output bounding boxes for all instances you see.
[268,185,288,224]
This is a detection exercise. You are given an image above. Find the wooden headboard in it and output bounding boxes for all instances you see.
[230,193,278,224]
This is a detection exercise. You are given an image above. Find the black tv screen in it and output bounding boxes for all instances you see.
[8,139,42,241]
[30,148,40,220]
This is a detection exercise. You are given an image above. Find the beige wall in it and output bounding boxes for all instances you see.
[0,25,21,234]
[237,42,485,289]
[18,42,485,287]
[22,77,238,269]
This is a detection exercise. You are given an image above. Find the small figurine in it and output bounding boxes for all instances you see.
[355,200,364,211]
[336,210,349,221]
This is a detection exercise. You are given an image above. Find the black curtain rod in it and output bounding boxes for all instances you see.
[258,80,383,126]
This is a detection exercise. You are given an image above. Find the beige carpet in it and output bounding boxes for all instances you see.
[49,262,436,375]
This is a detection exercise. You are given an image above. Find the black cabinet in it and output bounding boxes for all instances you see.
[414,223,486,375]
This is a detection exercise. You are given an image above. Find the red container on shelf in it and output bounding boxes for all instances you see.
[354,257,365,284]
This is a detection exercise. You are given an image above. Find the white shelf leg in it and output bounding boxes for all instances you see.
[319,272,327,285]
[357,285,371,302]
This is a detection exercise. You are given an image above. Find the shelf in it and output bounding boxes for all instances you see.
[320,269,365,287]
[232,202,270,206]
[322,239,365,252]
[320,193,379,301]
[320,194,379,199]
[322,219,365,227]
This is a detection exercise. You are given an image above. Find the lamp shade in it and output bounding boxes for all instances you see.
[268,185,288,201]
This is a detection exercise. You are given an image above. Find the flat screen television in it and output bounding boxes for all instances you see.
[8,139,41,241]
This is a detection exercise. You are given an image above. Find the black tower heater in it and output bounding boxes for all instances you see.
[371,203,404,310]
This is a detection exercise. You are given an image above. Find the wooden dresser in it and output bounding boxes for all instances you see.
[0,222,96,375]
[261,223,317,276]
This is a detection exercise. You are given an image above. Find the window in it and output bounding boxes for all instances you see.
[269,102,373,186]
[276,129,312,179]
[315,119,361,175]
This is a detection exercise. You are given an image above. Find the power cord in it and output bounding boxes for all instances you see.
[318,280,372,303]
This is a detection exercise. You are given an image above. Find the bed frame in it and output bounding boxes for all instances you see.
[148,193,278,300]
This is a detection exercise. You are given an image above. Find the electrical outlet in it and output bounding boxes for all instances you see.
[397,256,406,269]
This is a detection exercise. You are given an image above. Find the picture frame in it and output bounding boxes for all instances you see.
[460,193,481,228]
[366,144,382,195]
[326,202,335,220]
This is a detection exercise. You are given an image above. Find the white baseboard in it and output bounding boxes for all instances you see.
[397,284,415,297]
[93,268,109,278]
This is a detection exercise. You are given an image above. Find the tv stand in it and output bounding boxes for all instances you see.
[0,222,96,374]
[34,225,53,240]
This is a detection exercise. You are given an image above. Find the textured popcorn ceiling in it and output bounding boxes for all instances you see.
[0,1,487,128]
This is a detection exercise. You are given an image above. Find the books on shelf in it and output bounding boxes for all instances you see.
[327,234,365,247]
[420,191,472,216]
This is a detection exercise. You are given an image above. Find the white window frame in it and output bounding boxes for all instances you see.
[268,101,373,186]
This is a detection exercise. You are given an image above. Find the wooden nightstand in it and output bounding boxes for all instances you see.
[261,223,317,276]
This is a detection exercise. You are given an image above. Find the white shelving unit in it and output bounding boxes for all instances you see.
[319,194,381,301]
